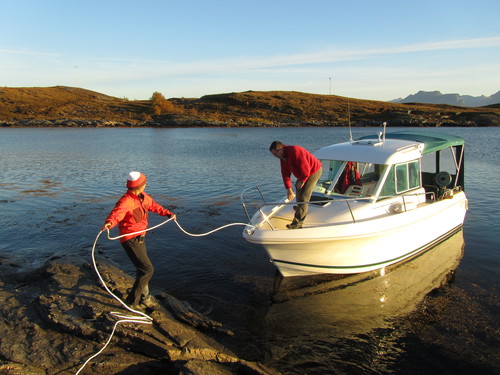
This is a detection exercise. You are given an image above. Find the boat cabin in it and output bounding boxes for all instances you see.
[313,131,465,202]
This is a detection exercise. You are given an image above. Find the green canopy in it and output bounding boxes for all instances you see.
[360,131,465,154]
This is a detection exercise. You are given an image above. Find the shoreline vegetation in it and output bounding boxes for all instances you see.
[1,86,499,128]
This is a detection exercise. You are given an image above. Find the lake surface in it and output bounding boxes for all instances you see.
[1,126,499,374]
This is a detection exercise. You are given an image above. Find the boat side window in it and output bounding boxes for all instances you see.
[396,164,409,192]
[382,161,421,196]
[408,161,420,189]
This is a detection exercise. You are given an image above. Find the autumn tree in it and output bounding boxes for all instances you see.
[151,91,176,115]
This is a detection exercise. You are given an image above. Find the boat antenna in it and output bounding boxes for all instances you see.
[378,122,387,143]
[348,98,353,143]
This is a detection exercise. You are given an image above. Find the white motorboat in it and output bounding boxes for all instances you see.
[241,129,468,277]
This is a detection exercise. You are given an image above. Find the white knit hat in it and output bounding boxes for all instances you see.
[126,171,146,188]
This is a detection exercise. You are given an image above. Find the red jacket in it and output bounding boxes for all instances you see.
[105,191,173,242]
[280,145,322,189]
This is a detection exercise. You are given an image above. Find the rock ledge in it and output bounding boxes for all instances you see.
[0,256,278,375]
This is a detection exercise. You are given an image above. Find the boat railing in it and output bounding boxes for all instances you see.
[241,185,294,229]
[241,185,367,229]
[240,185,267,222]
[241,185,437,230]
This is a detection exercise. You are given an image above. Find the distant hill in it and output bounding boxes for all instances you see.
[0,86,151,122]
[391,90,500,107]
[1,86,500,127]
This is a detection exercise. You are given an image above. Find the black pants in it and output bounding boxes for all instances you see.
[121,235,153,306]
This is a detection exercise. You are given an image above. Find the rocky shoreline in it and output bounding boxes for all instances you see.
[0,119,152,128]
[0,254,278,375]
[1,115,499,128]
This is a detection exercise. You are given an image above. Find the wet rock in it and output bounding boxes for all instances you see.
[158,292,234,336]
[0,257,279,375]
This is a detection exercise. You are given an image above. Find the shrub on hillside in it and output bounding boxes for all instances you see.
[151,92,181,115]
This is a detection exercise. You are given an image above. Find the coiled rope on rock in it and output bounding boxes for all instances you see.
[76,218,254,374]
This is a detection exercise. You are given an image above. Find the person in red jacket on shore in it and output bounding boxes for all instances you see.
[269,141,322,229]
[102,171,176,310]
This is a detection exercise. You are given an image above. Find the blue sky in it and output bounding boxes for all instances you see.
[1,0,499,101]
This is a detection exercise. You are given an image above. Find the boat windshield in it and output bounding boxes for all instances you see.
[315,160,384,197]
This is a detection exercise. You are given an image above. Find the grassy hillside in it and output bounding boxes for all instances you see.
[1,86,499,127]
[0,86,150,122]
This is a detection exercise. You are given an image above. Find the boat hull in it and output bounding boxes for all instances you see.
[244,192,467,277]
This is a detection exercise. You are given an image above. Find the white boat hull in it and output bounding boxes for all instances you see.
[244,192,467,277]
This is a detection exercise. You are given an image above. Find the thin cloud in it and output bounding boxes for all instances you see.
[371,36,500,54]
[0,48,60,57]
[11,35,494,77]
[119,35,500,76]
[242,36,500,69]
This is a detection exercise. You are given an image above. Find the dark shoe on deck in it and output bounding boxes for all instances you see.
[286,222,303,229]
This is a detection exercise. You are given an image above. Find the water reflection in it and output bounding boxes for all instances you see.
[265,230,464,338]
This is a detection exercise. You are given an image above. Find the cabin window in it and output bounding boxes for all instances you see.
[316,161,383,196]
[381,160,421,196]
[396,164,409,192]
[334,161,362,194]
[315,160,344,192]
[421,147,462,191]
[322,160,344,181]
[408,161,420,188]
[359,163,381,183]
[380,166,396,196]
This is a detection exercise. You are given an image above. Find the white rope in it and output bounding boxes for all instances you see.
[106,217,175,240]
[76,217,254,374]
[174,220,253,237]
[76,230,152,375]
[75,318,147,375]
[105,217,255,240]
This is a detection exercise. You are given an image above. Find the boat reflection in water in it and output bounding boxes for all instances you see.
[265,230,465,338]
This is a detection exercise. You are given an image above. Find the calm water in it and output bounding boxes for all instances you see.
[1,127,499,374]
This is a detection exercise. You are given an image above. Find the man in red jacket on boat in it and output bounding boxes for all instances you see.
[102,171,176,310]
[269,141,322,229]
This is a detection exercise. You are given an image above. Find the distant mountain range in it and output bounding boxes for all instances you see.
[391,90,500,107]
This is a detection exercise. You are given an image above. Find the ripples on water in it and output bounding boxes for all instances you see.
[1,127,499,374]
